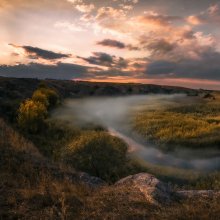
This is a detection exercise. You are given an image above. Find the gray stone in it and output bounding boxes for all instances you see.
[77,172,106,188]
[176,190,220,198]
[115,173,172,205]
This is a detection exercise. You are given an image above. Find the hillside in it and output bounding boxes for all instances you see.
[1,117,220,219]
[1,77,219,219]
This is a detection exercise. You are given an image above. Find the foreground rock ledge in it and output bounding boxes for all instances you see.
[115,173,220,205]
[115,173,172,205]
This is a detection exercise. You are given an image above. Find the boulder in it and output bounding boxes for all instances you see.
[115,173,172,205]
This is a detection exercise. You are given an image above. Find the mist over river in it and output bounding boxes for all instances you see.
[52,95,220,172]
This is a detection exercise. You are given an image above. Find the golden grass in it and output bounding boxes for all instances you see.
[1,118,220,219]
[82,185,220,220]
[134,99,220,149]
[0,118,88,219]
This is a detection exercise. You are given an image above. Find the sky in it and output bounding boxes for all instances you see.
[1,0,220,90]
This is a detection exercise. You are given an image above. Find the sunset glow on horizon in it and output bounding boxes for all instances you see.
[1,0,220,90]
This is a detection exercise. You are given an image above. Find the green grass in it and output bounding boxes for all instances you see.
[134,98,220,150]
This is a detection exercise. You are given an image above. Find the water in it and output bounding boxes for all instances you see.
[52,95,220,172]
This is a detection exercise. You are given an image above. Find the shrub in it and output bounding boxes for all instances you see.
[63,131,128,181]
[28,119,81,158]
[32,90,49,107]
[38,87,59,108]
[17,83,60,134]
[17,99,47,133]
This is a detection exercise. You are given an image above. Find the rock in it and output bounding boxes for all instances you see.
[176,190,220,199]
[115,173,172,205]
[77,172,106,188]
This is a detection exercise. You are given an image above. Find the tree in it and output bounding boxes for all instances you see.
[17,99,47,133]
[64,131,128,181]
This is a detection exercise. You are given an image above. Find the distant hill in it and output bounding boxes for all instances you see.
[0,76,199,98]
[0,76,198,122]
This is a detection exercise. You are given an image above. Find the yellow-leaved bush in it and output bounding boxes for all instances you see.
[17,83,60,133]
[18,99,47,133]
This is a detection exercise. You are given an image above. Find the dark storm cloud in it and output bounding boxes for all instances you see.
[97,39,139,50]
[0,62,90,79]
[9,44,71,60]
[146,50,220,80]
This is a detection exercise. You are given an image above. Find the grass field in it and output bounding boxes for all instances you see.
[134,93,220,150]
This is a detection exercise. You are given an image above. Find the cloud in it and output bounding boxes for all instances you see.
[67,0,95,13]
[75,4,95,13]
[187,3,220,25]
[137,11,181,26]
[146,50,220,80]
[9,44,71,60]
[140,25,220,81]
[97,39,126,49]
[146,60,177,75]
[96,6,127,21]
[187,15,203,25]
[54,21,85,32]
[0,61,133,80]
[0,62,90,79]
[79,52,114,67]
[2,0,220,88]
[87,8,184,38]
[92,6,129,34]
[143,39,176,55]
[78,52,128,69]
[138,27,216,62]
[97,39,139,50]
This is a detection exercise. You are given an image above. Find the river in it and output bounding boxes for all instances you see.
[52,94,220,172]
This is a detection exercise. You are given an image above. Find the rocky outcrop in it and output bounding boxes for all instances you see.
[115,173,220,205]
[115,173,172,205]
[176,190,220,198]
[76,172,106,187]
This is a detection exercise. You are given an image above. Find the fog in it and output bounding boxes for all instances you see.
[52,94,220,172]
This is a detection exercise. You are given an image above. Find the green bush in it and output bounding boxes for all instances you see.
[63,131,128,181]
[17,99,47,133]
